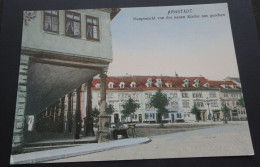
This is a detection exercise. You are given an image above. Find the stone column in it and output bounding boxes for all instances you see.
[85,78,94,136]
[60,97,65,133]
[75,87,82,139]
[67,93,72,133]
[98,72,110,142]
[50,105,55,132]
[12,55,29,153]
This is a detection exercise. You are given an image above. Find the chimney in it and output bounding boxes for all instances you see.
[175,72,178,77]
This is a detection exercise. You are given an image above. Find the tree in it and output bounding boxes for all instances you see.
[237,97,245,108]
[222,104,230,124]
[149,90,169,127]
[190,105,201,122]
[92,107,100,118]
[121,97,140,122]
[105,104,115,115]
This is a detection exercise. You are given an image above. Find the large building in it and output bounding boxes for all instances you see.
[86,75,246,123]
[12,9,120,152]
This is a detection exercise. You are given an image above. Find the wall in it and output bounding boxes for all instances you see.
[22,9,113,62]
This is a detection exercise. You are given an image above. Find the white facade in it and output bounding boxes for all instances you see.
[86,76,245,123]
[90,89,185,123]
[181,90,221,122]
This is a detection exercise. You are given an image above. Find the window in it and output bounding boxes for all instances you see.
[86,15,99,40]
[108,82,114,88]
[194,83,199,87]
[192,92,203,98]
[145,113,149,119]
[145,103,153,110]
[170,92,177,98]
[224,93,228,97]
[204,83,210,88]
[119,104,124,110]
[156,83,162,87]
[182,101,189,108]
[184,79,189,83]
[209,92,216,98]
[146,82,152,87]
[166,82,172,87]
[171,101,178,107]
[95,83,100,88]
[119,82,125,88]
[65,11,81,37]
[223,101,229,106]
[194,79,200,83]
[177,113,182,118]
[211,100,218,107]
[163,113,169,119]
[145,113,155,119]
[145,93,152,99]
[130,82,136,88]
[194,102,204,108]
[183,83,189,88]
[182,93,189,98]
[43,10,59,33]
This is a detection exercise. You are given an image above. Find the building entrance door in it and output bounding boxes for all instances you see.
[138,114,142,123]
[114,113,119,123]
[171,113,175,122]
[157,113,162,123]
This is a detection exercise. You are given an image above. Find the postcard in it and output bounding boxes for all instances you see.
[10,3,254,164]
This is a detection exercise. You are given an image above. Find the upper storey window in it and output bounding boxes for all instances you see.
[119,82,125,88]
[95,83,100,88]
[65,11,81,37]
[146,78,152,87]
[165,82,172,88]
[44,10,59,33]
[108,82,114,88]
[204,83,210,88]
[130,82,136,88]
[86,16,100,41]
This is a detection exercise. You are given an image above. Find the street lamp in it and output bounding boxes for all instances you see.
[204,97,212,121]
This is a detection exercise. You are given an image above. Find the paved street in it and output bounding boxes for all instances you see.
[48,122,254,163]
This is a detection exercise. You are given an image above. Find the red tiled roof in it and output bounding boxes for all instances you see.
[89,76,240,91]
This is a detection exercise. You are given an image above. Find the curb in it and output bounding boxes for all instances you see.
[10,137,151,164]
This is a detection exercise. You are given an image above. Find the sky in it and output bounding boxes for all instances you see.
[107,3,240,80]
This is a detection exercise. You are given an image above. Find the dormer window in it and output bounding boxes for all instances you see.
[183,83,189,88]
[130,82,136,88]
[193,83,200,88]
[194,79,200,83]
[146,82,152,87]
[108,82,114,88]
[184,79,189,83]
[156,79,162,82]
[165,82,172,87]
[95,83,100,88]
[155,79,162,87]
[225,85,229,89]
[119,82,125,88]
[146,78,152,87]
[204,83,210,88]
